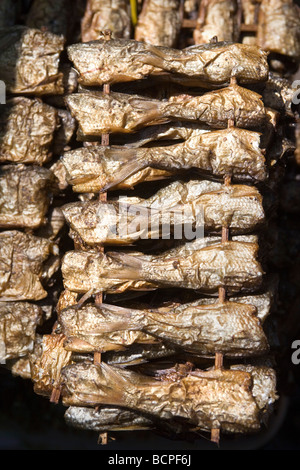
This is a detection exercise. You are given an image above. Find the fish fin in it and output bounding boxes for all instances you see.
[87,362,131,406]
[101,362,132,382]
[96,303,143,332]
[100,150,148,192]
[95,320,140,333]
[99,302,138,316]
[106,251,144,280]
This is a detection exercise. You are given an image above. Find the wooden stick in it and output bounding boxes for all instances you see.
[214,352,223,369]
[98,432,108,445]
[75,288,94,309]
[93,31,112,446]
[218,287,226,303]
[211,103,235,443]
[94,351,102,364]
[95,29,111,310]
[50,385,61,404]
[211,428,220,445]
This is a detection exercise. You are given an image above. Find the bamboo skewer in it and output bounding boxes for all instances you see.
[93,29,112,446]
[210,76,235,446]
[94,29,111,365]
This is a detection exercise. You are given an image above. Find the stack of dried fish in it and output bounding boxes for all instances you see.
[27,31,285,443]
[2,0,299,448]
[183,2,300,370]
[0,14,79,377]
[189,0,300,72]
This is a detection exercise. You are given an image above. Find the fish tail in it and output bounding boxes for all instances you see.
[98,362,136,405]
[96,303,145,331]
[105,251,145,280]
[100,148,149,192]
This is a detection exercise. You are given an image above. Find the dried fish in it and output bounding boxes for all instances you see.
[52,108,77,156]
[257,0,300,61]
[230,364,278,412]
[122,122,211,148]
[62,320,157,352]
[0,302,43,363]
[241,0,259,46]
[62,180,265,246]
[6,333,43,380]
[81,0,131,42]
[61,361,277,433]
[184,0,198,15]
[262,73,299,116]
[159,290,274,324]
[193,0,238,45]
[0,231,59,301]
[61,127,267,194]
[7,356,33,380]
[104,342,179,366]
[67,39,269,87]
[0,165,58,229]
[65,84,267,136]
[135,0,181,47]
[0,26,65,95]
[61,238,263,295]
[58,299,269,357]
[64,406,154,432]
[35,207,66,242]
[0,97,58,165]
[31,333,72,397]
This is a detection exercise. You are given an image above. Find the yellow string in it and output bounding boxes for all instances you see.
[130,0,138,26]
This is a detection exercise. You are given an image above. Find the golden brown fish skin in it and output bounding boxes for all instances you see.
[159,290,273,324]
[64,406,154,432]
[193,0,238,45]
[122,122,211,148]
[61,127,267,194]
[81,0,131,42]
[0,302,43,362]
[0,97,58,165]
[241,0,259,46]
[230,364,278,412]
[257,0,300,60]
[62,145,174,192]
[135,0,181,47]
[67,39,269,87]
[65,84,267,136]
[31,334,72,397]
[61,239,263,295]
[0,165,58,229]
[262,73,298,116]
[61,181,265,246]
[52,108,77,156]
[61,362,267,433]
[58,299,269,357]
[105,341,179,366]
[0,231,58,301]
[59,305,158,353]
[35,207,66,244]
[0,26,65,95]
